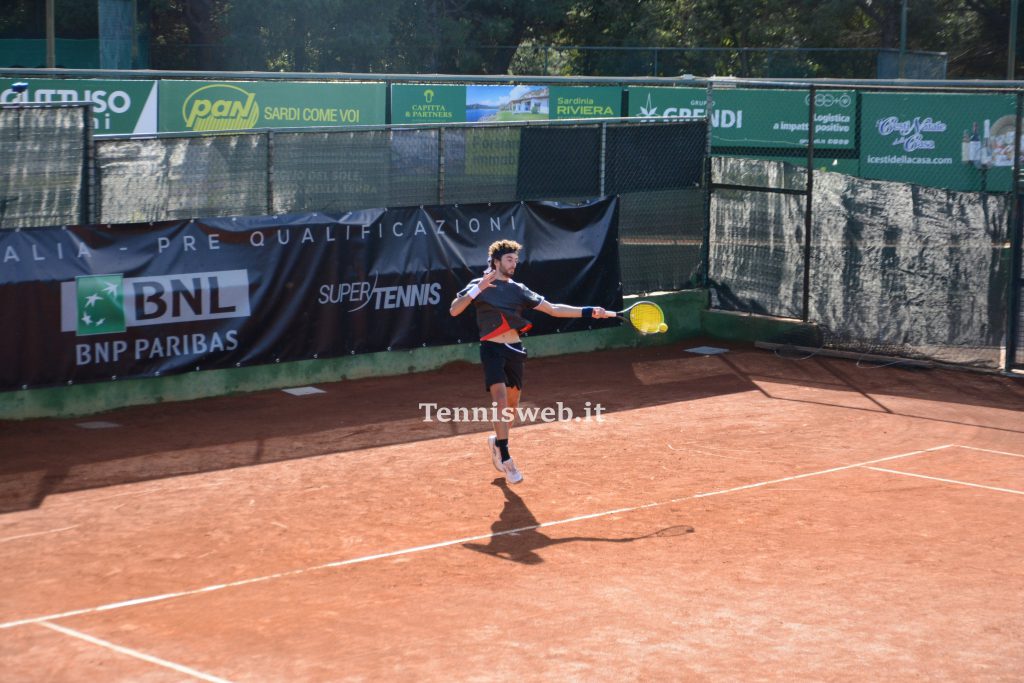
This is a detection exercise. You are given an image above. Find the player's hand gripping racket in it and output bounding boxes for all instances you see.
[610,301,668,335]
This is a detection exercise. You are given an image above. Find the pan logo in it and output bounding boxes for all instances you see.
[62,270,252,335]
[182,84,260,131]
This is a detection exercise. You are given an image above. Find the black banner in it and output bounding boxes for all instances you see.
[0,198,621,389]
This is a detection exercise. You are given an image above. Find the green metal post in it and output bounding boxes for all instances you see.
[899,0,908,78]
[802,85,816,322]
[1005,92,1023,371]
[1010,0,1019,80]
[46,0,56,68]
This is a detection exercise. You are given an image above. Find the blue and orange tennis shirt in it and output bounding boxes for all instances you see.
[458,278,545,341]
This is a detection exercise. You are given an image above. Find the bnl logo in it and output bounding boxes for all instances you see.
[76,275,126,336]
[62,270,251,336]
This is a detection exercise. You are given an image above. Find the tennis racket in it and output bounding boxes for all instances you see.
[610,301,668,335]
[635,524,696,539]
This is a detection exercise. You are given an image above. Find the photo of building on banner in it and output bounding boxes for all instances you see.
[390,84,622,124]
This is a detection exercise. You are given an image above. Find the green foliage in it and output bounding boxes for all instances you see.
[223,0,401,71]
[0,0,97,39]
[7,0,1019,78]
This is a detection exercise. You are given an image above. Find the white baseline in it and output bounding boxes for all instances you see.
[38,621,234,683]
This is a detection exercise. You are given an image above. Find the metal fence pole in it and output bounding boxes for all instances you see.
[438,127,446,205]
[702,82,714,290]
[46,0,56,68]
[266,129,275,215]
[599,121,607,197]
[1005,90,1024,371]
[1009,0,1020,79]
[801,85,816,322]
[82,105,95,225]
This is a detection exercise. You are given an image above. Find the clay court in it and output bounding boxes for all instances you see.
[1,342,1023,681]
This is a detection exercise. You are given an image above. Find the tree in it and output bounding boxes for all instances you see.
[222,0,402,72]
[149,0,230,70]
[0,0,97,40]
[8,0,1013,78]
[392,0,574,74]
[956,0,1016,77]
[552,0,676,75]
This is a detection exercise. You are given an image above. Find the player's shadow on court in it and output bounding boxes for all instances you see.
[462,479,693,564]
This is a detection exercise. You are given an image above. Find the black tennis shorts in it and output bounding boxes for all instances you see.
[480,341,527,391]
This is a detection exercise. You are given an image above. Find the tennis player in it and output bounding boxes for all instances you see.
[450,239,615,484]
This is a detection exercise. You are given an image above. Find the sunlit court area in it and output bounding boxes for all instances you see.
[4,1,1024,680]
[2,344,1024,680]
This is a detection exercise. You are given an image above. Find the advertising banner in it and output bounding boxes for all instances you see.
[0,78,158,134]
[158,80,386,132]
[391,84,621,123]
[391,84,466,123]
[860,92,1017,192]
[0,198,620,390]
[548,86,621,120]
[628,86,856,150]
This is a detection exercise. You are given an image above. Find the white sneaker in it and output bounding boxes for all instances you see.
[502,457,523,484]
[487,435,503,472]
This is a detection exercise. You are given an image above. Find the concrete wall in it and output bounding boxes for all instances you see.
[1,290,823,420]
[3,290,743,420]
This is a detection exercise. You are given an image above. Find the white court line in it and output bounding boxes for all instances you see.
[38,621,234,683]
[689,444,953,499]
[0,525,79,544]
[863,467,1024,496]
[0,444,953,631]
[952,444,1024,459]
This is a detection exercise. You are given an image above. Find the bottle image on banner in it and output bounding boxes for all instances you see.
[981,119,992,167]
[968,122,981,163]
[962,129,970,163]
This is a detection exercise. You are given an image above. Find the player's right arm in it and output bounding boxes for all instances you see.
[449,271,498,317]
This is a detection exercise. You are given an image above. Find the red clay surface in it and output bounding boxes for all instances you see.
[1,342,1023,681]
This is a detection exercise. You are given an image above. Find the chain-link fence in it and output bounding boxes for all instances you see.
[2,111,708,296]
[0,103,91,228]
[141,43,945,80]
[706,82,1023,372]
[99,120,708,294]
[3,84,1022,372]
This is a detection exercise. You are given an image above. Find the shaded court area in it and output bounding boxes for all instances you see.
[1,343,1023,681]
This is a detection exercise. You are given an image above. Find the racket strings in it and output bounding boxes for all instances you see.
[629,303,664,334]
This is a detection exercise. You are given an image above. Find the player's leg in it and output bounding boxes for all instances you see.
[480,342,513,475]
[496,345,526,484]
[503,343,526,431]
[488,381,520,482]
[506,385,521,427]
[488,381,512,442]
